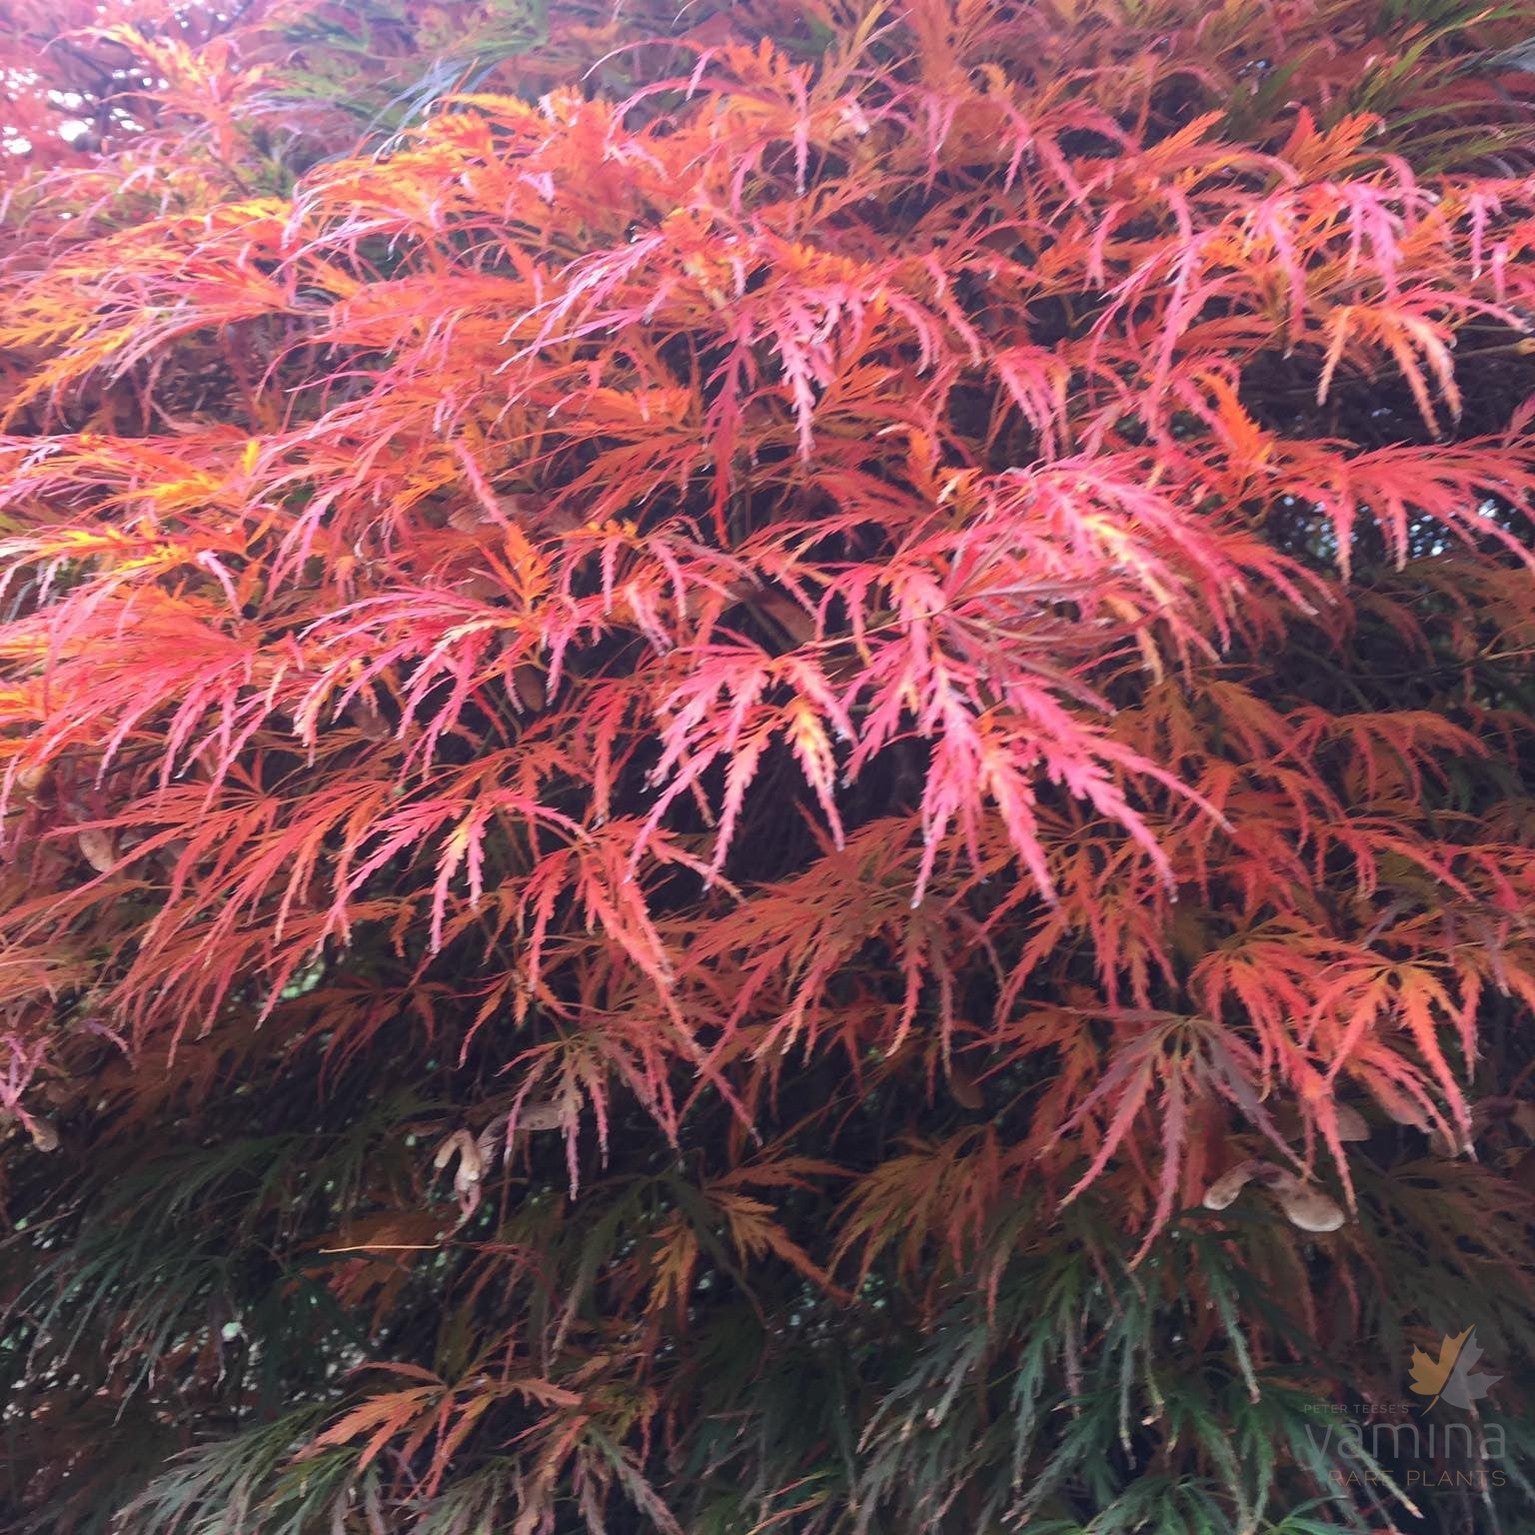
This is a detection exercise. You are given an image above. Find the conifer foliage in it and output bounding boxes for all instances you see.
[2,0,1535,1529]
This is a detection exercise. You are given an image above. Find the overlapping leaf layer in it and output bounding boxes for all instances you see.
[2,0,1535,1529]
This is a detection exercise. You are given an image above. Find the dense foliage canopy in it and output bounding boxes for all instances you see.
[2,0,1535,1530]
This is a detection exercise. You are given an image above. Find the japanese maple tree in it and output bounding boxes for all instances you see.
[2,0,1535,1530]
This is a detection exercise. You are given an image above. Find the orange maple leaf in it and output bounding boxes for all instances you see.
[1408,1328,1472,1413]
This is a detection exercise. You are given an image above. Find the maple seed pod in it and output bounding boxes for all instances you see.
[513,1100,566,1132]
[1369,1084,1432,1132]
[1202,1159,1262,1210]
[1269,1171,1346,1233]
[434,1128,485,1216]
[25,1115,60,1153]
[1203,1160,1344,1230]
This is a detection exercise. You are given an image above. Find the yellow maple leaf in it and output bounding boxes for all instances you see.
[1408,1327,1471,1413]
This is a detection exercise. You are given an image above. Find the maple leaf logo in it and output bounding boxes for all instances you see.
[1408,1327,1501,1413]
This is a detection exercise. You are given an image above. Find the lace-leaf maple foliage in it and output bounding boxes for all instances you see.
[2,0,1535,1530]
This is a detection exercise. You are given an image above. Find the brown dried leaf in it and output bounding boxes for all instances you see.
[948,1064,985,1111]
[511,664,546,712]
[346,697,393,741]
[1334,1103,1369,1141]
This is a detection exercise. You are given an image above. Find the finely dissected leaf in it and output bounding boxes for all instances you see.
[1,0,1534,1532]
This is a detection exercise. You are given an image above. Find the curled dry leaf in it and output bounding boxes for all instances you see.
[433,1128,484,1215]
[432,1129,470,1174]
[512,1100,565,1132]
